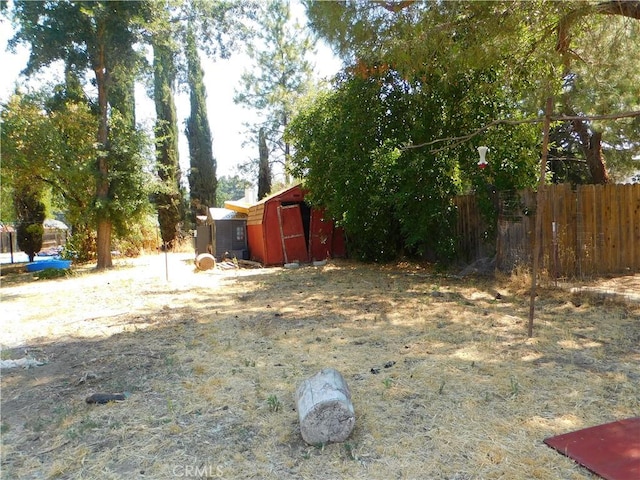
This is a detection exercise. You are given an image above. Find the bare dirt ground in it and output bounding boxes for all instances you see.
[1,253,639,479]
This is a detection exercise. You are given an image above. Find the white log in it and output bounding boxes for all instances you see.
[195,253,216,270]
[295,368,355,445]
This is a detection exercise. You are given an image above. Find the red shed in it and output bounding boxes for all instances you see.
[227,184,345,266]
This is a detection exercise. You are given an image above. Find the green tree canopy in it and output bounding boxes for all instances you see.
[9,0,154,268]
[289,0,638,264]
[216,175,252,206]
[2,89,98,260]
[303,1,640,183]
[5,0,261,262]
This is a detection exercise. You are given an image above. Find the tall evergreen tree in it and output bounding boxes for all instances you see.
[174,1,257,219]
[153,26,184,248]
[234,0,314,186]
[555,4,640,183]
[185,26,217,220]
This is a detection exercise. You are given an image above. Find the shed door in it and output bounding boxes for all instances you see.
[309,209,334,261]
[277,204,309,263]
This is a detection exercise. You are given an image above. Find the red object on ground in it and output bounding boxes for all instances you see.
[544,417,640,480]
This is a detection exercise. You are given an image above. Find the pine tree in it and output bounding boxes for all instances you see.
[234,0,314,187]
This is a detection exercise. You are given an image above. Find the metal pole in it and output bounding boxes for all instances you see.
[552,221,558,287]
[164,242,169,282]
[528,97,553,337]
[9,231,14,264]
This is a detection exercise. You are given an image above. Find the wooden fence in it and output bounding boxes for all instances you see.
[455,183,640,277]
[454,194,497,263]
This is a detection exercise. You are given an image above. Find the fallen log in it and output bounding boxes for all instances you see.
[236,259,263,269]
[295,368,355,445]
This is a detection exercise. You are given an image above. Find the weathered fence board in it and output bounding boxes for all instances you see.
[456,183,640,277]
[453,194,489,263]
[494,189,534,271]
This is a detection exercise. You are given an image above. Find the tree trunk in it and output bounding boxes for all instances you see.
[283,111,291,184]
[258,128,271,199]
[94,48,113,269]
[96,220,112,269]
[594,1,640,20]
[571,120,610,184]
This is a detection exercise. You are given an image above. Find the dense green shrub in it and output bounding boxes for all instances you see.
[288,68,539,262]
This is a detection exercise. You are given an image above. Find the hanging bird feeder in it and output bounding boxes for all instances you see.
[477,146,489,169]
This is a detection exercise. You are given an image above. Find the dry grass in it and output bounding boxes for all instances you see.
[1,253,638,479]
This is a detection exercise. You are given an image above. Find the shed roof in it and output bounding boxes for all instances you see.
[208,208,247,221]
[253,182,303,206]
[225,183,304,214]
[43,219,69,230]
[223,200,250,215]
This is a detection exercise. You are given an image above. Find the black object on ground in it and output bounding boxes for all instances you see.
[86,393,127,404]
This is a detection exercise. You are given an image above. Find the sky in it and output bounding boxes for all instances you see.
[0,3,342,182]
